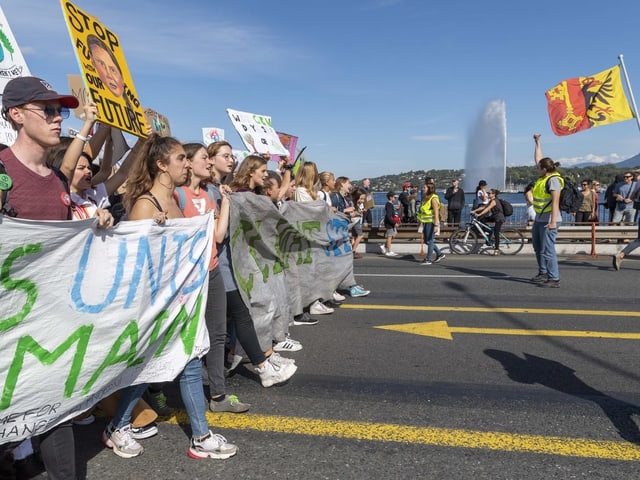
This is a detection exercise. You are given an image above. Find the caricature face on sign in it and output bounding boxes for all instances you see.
[88,36,125,98]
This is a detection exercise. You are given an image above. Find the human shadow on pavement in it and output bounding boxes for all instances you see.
[484,349,640,444]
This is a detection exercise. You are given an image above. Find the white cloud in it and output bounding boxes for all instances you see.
[557,152,626,166]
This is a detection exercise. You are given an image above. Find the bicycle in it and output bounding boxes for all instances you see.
[448,214,525,255]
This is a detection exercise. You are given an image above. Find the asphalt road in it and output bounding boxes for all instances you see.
[49,252,640,478]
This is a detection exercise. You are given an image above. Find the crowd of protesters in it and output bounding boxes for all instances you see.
[0,76,370,479]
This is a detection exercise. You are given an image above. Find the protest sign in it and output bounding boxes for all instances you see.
[270,132,298,164]
[0,6,31,145]
[202,127,224,146]
[226,109,289,156]
[67,74,90,120]
[0,214,212,445]
[0,7,30,89]
[143,107,171,137]
[229,194,356,349]
[60,1,148,138]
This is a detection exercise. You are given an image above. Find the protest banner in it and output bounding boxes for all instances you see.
[0,7,30,89]
[67,74,90,120]
[0,214,213,445]
[270,132,298,164]
[228,194,356,349]
[226,108,289,156]
[143,107,171,137]
[60,0,148,138]
[0,6,31,145]
[202,127,224,146]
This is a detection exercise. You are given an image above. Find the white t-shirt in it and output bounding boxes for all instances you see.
[70,182,110,220]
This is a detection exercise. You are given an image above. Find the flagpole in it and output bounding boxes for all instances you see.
[618,54,640,133]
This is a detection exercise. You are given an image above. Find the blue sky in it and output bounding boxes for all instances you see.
[4,0,640,179]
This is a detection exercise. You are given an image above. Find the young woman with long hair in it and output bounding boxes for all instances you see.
[105,135,238,460]
[176,143,250,414]
[208,143,299,379]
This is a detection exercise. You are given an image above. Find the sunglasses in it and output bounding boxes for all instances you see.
[22,105,70,121]
[624,175,633,178]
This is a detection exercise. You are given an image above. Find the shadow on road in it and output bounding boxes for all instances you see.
[485,349,640,444]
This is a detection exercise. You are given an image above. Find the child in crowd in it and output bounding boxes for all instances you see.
[381,191,399,257]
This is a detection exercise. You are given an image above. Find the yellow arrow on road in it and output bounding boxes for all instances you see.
[375,321,640,340]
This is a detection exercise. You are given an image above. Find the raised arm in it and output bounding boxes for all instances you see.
[533,133,543,165]
[59,102,97,181]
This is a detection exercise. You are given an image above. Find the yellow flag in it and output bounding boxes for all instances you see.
[546,65,634,136]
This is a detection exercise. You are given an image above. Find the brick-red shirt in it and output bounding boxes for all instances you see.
[0,148,71,220]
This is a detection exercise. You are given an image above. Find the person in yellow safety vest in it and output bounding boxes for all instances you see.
[531,134,563,288]
[418,176,446,265]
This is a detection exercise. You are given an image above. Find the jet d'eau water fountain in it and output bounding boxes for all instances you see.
[463,100,507,192]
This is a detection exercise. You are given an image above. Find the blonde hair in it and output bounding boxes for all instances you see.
[295,161,319,200]
[318,171,335,189]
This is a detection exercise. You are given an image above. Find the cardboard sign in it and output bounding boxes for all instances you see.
[143,107,171,137]
[61,1,148,138]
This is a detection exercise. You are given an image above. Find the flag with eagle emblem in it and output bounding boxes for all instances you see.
[545,65,634,136]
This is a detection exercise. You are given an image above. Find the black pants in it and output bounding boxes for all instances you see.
[226,289,267,365]
[39,423,76,480]
[447,209,461,226]
[493,221,503,250]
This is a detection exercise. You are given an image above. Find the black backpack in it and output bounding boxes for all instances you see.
[546,174,583,213]
[499,198,513,217]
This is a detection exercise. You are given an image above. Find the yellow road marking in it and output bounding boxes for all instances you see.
[165,411,640,461]
[376,321,640,340]
[341,304,640,317]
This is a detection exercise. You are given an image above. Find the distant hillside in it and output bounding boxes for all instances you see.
[356,159,639,192]
[574,153,640,168]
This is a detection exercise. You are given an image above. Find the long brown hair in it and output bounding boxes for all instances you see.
[229,155,267,191]
[123,134,182,212]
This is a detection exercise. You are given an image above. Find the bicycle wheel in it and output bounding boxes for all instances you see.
[449,227,478,255]
[499,228,525,255]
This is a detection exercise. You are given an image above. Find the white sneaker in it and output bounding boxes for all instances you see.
[332,291,346,302]
[269,352,296,366]
[102,423,144,458]
[310,300,334,315]
[379,244,387,254]
[273,337,303,352]
[385,251,399,257]
[256,356,297,387]
[188,431,237,459]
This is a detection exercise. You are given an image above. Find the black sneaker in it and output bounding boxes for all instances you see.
[539,279,560,288]
[434,254,446,263]
[130,422,158,440]
[293,312,319,326]
[530,273,548,284]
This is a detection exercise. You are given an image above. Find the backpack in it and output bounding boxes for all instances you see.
[546,175,583,213]
[499,198,513,217]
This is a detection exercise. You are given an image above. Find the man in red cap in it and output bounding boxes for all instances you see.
[0,76,106,479]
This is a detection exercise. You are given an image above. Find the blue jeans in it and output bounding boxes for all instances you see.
[422,222,441,261]
[179,358,209,437]
[532,221,559,280]
[113,359,209,438]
